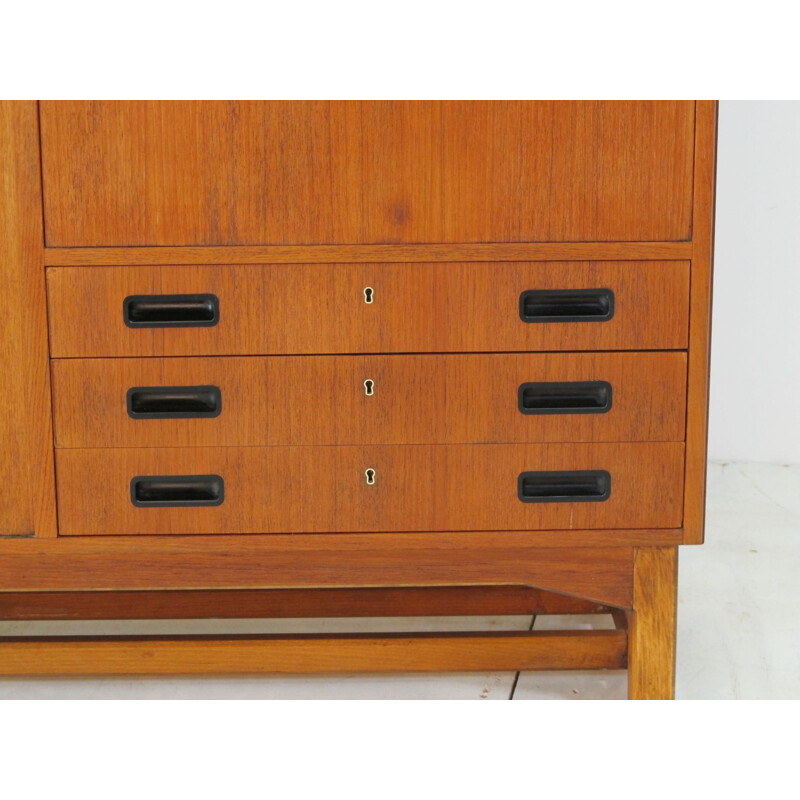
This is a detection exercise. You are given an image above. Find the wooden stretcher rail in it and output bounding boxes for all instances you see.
[0,629,628,675]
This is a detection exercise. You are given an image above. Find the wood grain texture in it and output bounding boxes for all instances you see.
[42,241,694,266]
[683,101,718,545]
[55,442,684,535]
[46,261,690,357]
[0,100,712,687]
[40,101,694,246]
[0,534,635,605]
[0,101,57,537]
[52,352,687,449]
[0,586,609,621]
[627,547,678,699]
[0,629,627,676]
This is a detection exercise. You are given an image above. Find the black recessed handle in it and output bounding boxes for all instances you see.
[519,288,614,323]
[518,381,612,415]
[127,386,222,419]
[123,294,219,328]
[518,470,611,503]
[131,475,224,507]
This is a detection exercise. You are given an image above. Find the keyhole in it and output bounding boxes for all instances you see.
[365,468,376,485]
[364,379,374,396]
[363,286,374,304]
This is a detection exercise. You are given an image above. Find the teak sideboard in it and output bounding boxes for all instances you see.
[0,101,716,698]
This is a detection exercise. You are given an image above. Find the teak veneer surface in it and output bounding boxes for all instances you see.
[46,261,690,358]
[55,442,684,535]
[40,101,694,247]
[52,352,687,448]
[0,535,636,605]
[0,101,57,537]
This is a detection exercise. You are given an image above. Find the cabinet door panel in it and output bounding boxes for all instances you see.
[40,101,694,246]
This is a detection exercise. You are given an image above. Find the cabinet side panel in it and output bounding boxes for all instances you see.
[0,101,57,537]
[683,101,718,544]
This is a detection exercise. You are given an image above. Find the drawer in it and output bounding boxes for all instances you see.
[47,261,690,357]
[55,443,685,535]
[52,353,687,448]
[40,101,694,246]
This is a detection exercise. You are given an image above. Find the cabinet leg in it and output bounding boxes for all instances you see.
[627,547,678,700]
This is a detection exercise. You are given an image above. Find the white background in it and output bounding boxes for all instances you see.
[709,101,800,464]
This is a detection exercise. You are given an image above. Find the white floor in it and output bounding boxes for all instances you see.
[1,460,797,699]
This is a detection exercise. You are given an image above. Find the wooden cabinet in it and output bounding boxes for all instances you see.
[0,101,717,698]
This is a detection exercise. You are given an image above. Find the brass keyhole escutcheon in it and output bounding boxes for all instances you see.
[364,379,374,396]
[365,468,376,485]
[363,286,374,304]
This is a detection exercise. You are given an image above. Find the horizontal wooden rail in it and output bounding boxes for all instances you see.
[0,586,608,621]
[0,536,638,606]
[43,241,693,266]
[0,629,627,676]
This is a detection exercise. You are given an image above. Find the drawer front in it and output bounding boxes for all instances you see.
[47,261,690,357]
[55,443,685,535]
[52,353,687,448]
[40,101,694,246]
